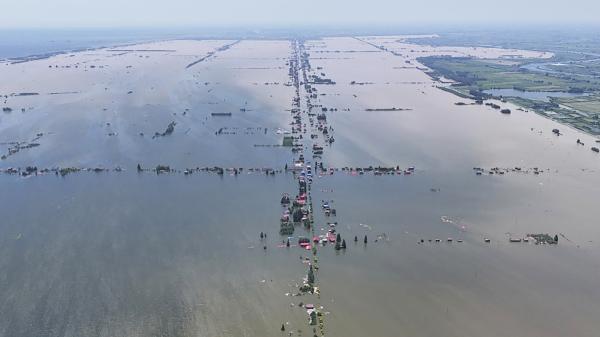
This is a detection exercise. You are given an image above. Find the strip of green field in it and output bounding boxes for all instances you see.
[556,95,600,112]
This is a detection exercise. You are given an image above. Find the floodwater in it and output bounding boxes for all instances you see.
[1,36,600,337]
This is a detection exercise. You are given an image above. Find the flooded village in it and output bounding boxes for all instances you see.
[1,35,600,337]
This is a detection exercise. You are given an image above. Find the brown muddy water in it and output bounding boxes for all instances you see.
[0,37,599,337]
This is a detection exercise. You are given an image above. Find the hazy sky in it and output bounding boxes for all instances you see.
[1,0,599,28]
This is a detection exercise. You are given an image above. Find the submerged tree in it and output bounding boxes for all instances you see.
[307,264,315,284]
[293,208,303,222]
[341,239,347,249]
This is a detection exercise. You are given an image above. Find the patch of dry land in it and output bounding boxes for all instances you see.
[1,37,599,337]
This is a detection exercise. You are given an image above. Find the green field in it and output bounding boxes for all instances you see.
[420,56,600,92]
[420,56,600,135]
